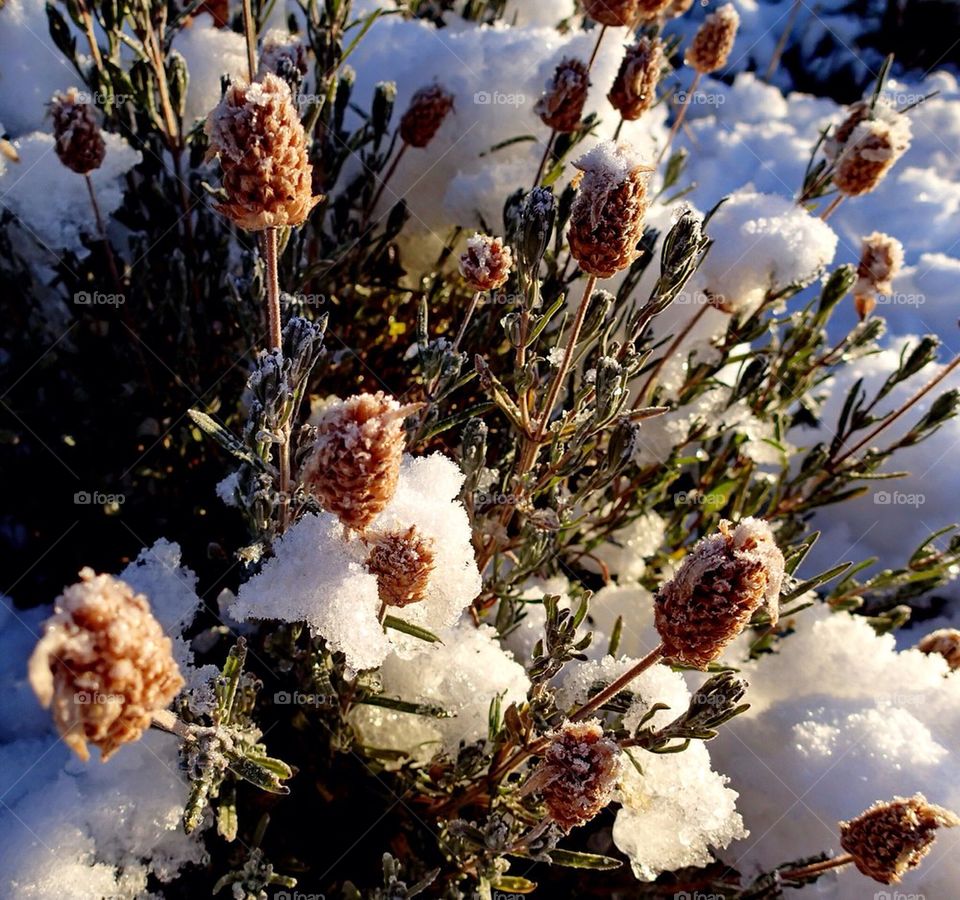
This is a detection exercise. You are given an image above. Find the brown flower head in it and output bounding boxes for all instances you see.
[634,0,673,22]
[685,3,740,74]
[665,0,695,18]
[399,84,455,148]
[840,795,959,884]
[365,525,436,608]
[853,231,904,320]
[567,141,650,278]
[608,37,665,121]
[654,517,785,669]
[523,719,622,832]
[825,99,871,160]
[205,73,319,231]
[51,88,105,175]
[535,57,590,133]
[832,105,912,197]
[582,0,639,26]
[257,29,310,81]
[459,233,514,291]
[300,392,419,532]
[916,628,960,671]
[28,568,184,762]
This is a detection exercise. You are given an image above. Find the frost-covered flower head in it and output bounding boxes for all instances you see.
[568,141,650,279]
[50,88,105,175]
[684,3,740,74]
[854,231,904,320]
[654,517,784,669]
[840,794,959,884]
[608,37,664,122]
[459,233,514,291]
[534,57,590,134]
[523,719,622,832]
[28,568,184,762]
[256,29,309,82]
[204,73,319,231]
[829,100,912,197]
[916,627,960,670]
[582,0,639,26]
[233,453,481,671]
[399,84,455,148]
[300,392,419,532]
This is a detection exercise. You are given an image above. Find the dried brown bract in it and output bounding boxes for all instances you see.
[854,231,904,319]
[608,37,665,121]
[51,88,105,175]
[685,3,740,74]
[535,58,590,134]
[399,85,455,148]
[459,233,514,291]
[366,525,436,608]
[582,0,639,27]
[916,628,960,671]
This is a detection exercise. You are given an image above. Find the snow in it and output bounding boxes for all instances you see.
[172,16,249,126]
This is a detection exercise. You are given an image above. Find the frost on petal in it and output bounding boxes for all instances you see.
[231,512,389,671]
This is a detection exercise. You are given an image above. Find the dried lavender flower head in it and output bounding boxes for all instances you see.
[399,84,455,148]
[300,392,419,532]
[204,73,319,231]
[523,719,622,832]
[50,88,105,175]
[582,0,639,26]
[831,101,912,197]
[608,37,665,122]
[28,568,184,762]
[840,794,960,884]
[534,57,590,134]
[916,628,960,671]
[256,29,309,81]
[685,3,740,74]
[654,517,785,669]
[854,231,904,320]
[634,0,674,22]
[567,140,651,279]
[365,525,436,608]
[459,233,514,292]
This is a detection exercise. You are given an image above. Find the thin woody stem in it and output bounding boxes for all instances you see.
[452,290,483,352]
[658,71,701,164]
[242,0,258,82]
[532,130,556,188]
[368,142,408,222]
[570,643,665,722]
[588,25,608,70]
[820,194,844,220]
[635,301,710,406]
[263,227,290,532]
[779,853,854,881]
[763,0,801,82]
[85,174,122,293]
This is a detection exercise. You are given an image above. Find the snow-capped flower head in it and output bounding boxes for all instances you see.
[523,719,622,832]
[830,100,912,198]
[684,3,740,74]
[854,230,904,319]
[916,627,960,671]
[582,0,639,26]
[204,73,319,231]
[300,392,419,532]
[50,88,105,175]
[568,140,651,279]
[28,568,184,762]
[233,453,481,671]
[399,84,455,148]
[840,794,960,884]
[534,57,590,134]
[608,37,665,122]
[459,233,514,292]
[256,29,309,82]
[654,517,784,669]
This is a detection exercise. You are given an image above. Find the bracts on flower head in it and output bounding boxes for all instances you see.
[608,37,665,122]
[684,3,740,74]
[522,720,622,832]
[654,517,785,669]
[459,233,514,292]
[365,525,436,608]
[582,0,639,27]
[854,231,904,320]
[567,141,651,279]
[399,85,455,148]
[204,73,320,232]
[51,88,105,175]
[634,0,674,22]
[840,795,960,884]
[831,102,912,198]
[28,569,184,762]
[299,392,421,532]
[916,628,960,670]
[535,58,590,134]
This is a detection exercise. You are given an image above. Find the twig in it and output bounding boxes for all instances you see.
[763,0,801,82]
[570,643,665,721]
[779,854,854,881]
[84,174,122,293]
[532,130,556,188]
[368,142,408,223]
[263,227,290,531]
[242,0,258,82]
[635,301,710,406]
[658,72,700,165]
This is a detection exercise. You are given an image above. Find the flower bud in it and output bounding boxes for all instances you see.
[608,37,665,122]
[854,231,904,320]
[840,795,959,884]
[523,720,622,832]
[459,233,514,292]
[517,186,556,276]
[399,84,455,148]
[372,81,398,143]
[568,141,650,279]
[51,88,105,175]
[685,3,740,74]
[300,392,417,531]
[365,525,435,608]
[535,58,590,134]
[916,628,960,670]
[654,517,785,669]
[28,569,184,761]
